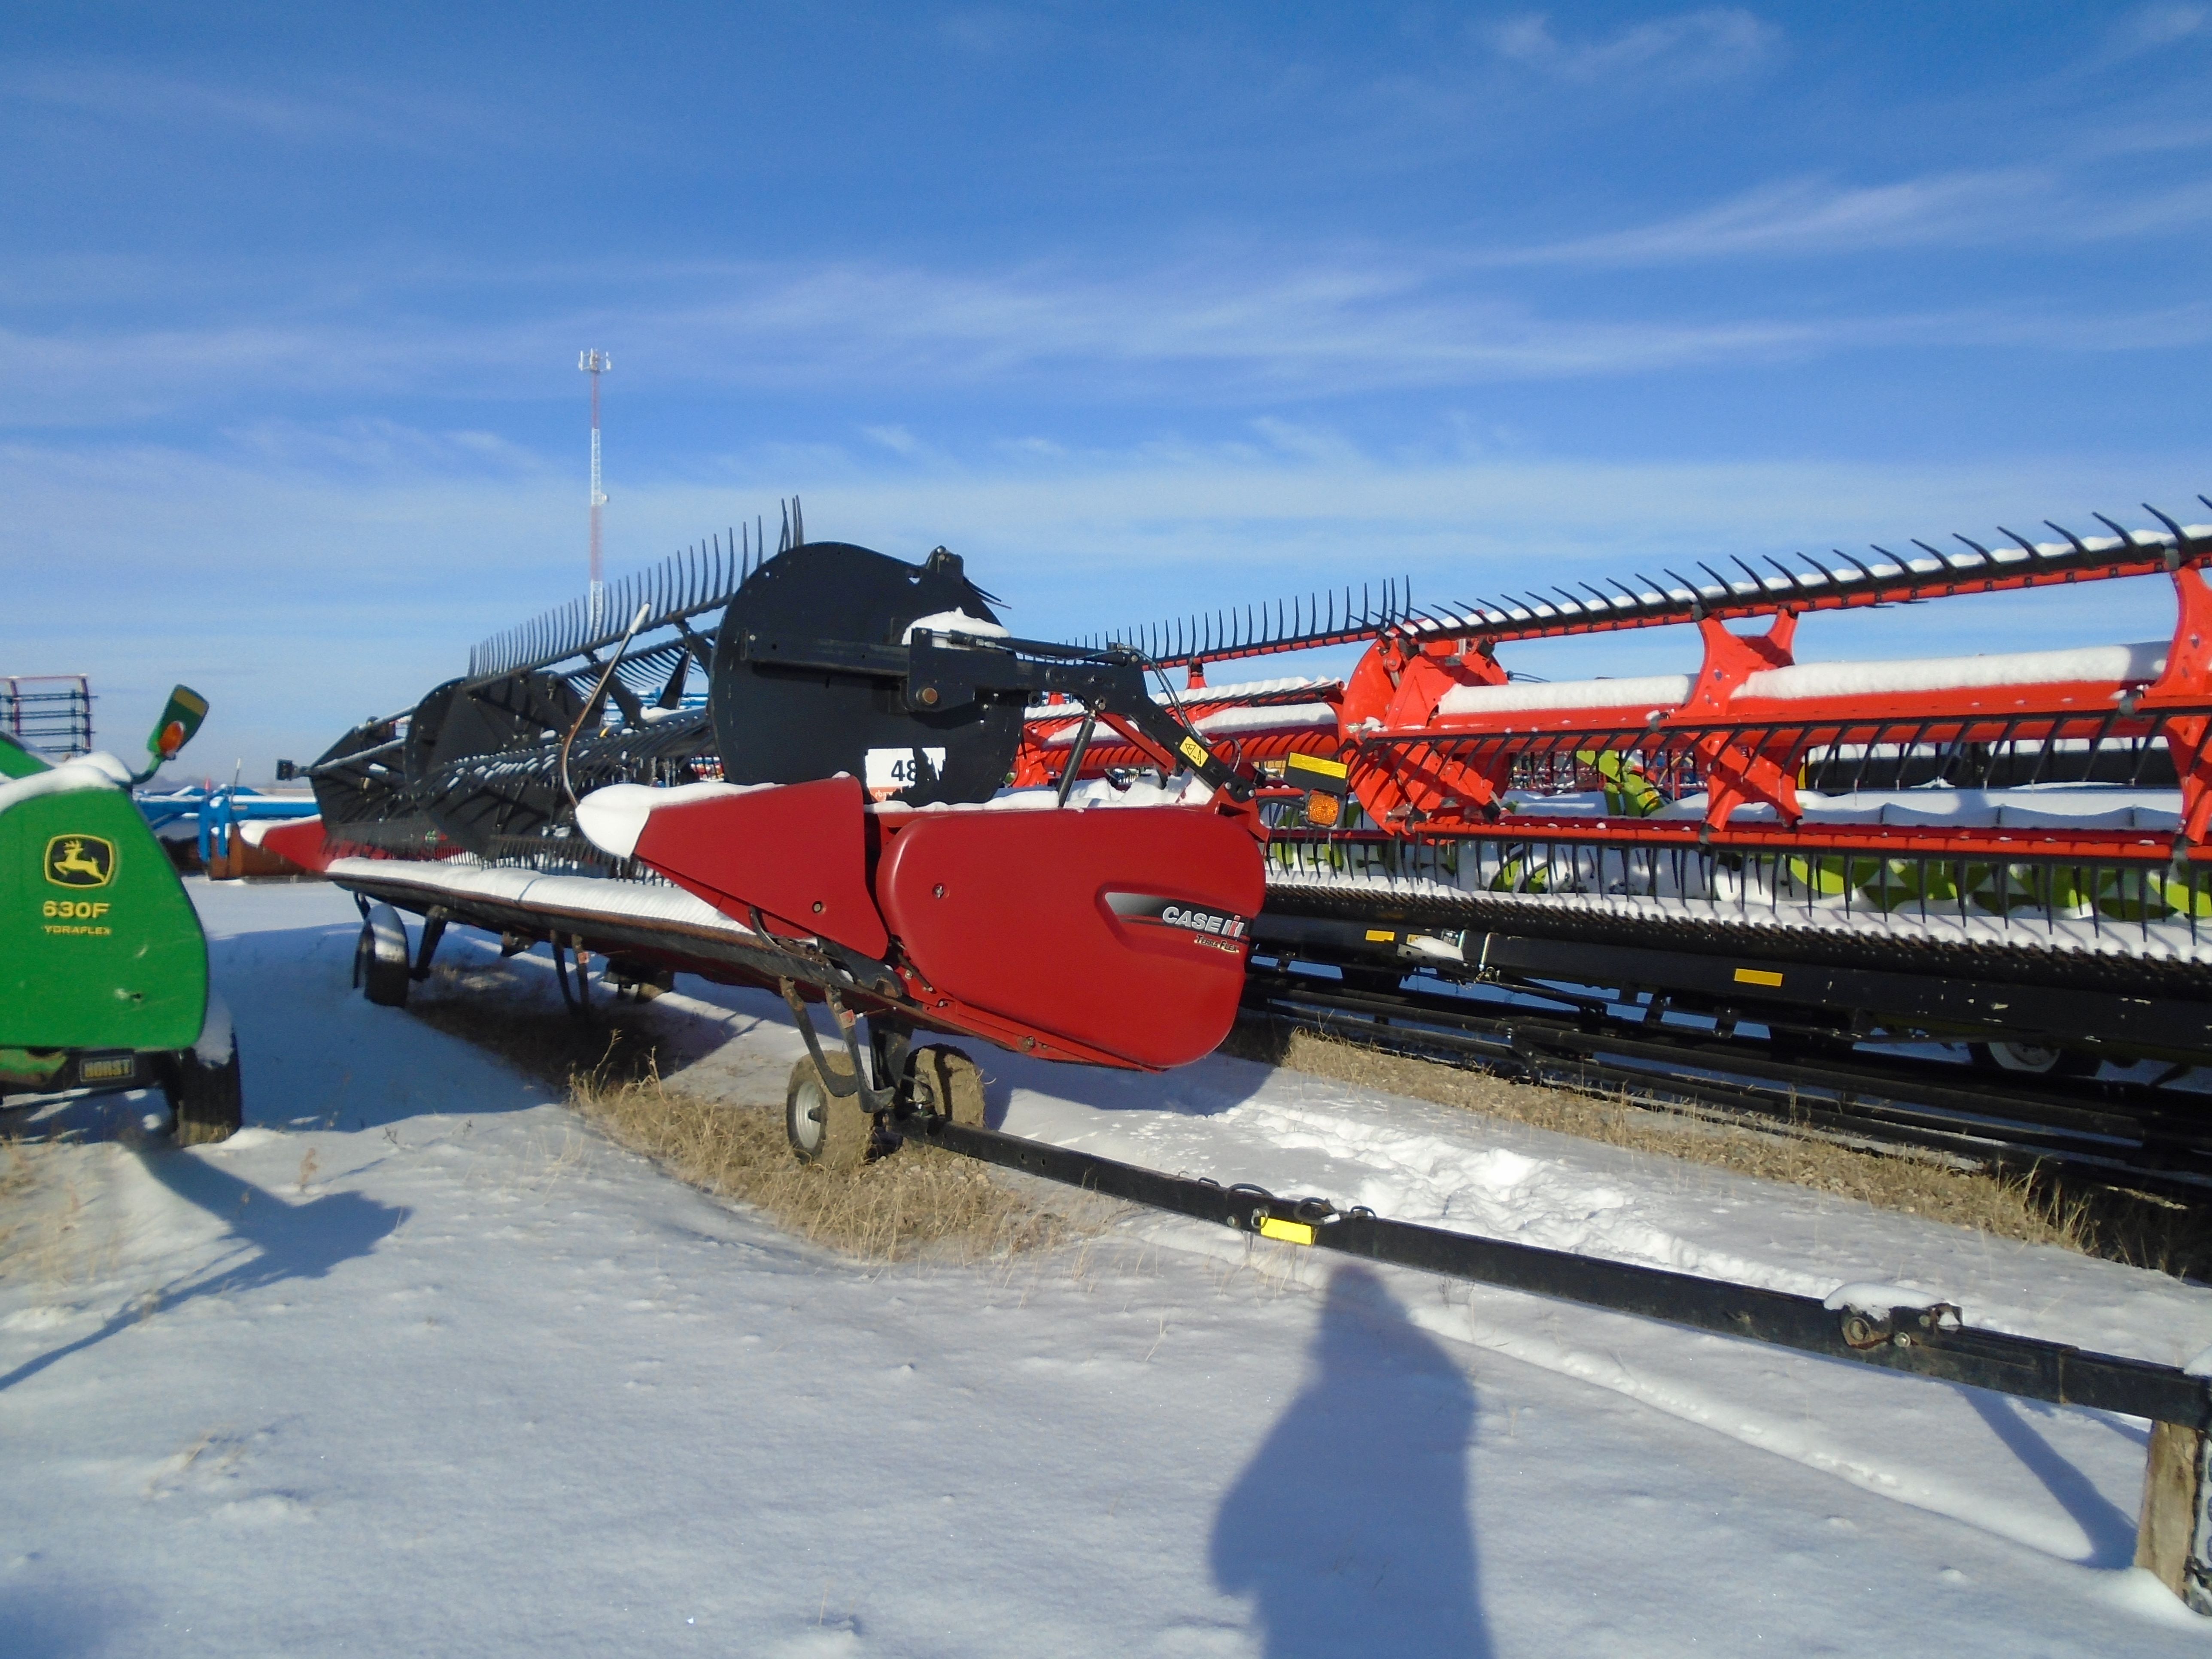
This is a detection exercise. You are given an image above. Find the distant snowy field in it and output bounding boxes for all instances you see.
[6,879,2212,1656]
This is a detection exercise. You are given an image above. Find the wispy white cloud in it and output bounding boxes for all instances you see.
[936,7,1059,56]
[8,250,2210,433]
[2107,4,2208,59]
[1483,9,1780,85]
[1487,170,2049,264]
[2074,115,2212,161]
[0,63,515,155]
[669,259,1833,388]
[994,435,1067,459]
[1247,417,1368,467]
[0,318,509,427]
[0,273,1827,427]
[218,417,551,476]
[862,424,922,455]
[1483,162,2212,266]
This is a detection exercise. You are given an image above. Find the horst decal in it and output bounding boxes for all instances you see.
[44,835,116,888]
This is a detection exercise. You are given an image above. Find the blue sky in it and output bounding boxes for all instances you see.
[7,2,2212,776]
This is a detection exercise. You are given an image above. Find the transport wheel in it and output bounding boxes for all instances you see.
[786,1052,869,1171]
[1969,1041,2098,1079]
[607,960,674,1001]
[167,1045,243,1145]
[911,1045,987,1129]
[355,907,411,1008]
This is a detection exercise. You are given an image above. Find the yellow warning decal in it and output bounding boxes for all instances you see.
[1285,751,1349,781]
[1257,1216,1316,1246]
[1179,736,1210,769]
[1733,967,1785,988]
[1364,930,1395,943]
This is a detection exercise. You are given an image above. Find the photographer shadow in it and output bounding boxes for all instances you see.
[1211,1262,1491,1658]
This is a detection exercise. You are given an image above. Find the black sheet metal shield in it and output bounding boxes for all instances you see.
[404,672,583,794]
[709,542,1021,806]
[404,672,586,851]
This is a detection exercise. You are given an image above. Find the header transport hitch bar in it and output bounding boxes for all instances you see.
[903,1112,2212,1609]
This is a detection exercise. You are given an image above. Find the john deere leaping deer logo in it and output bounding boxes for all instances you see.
[45,835,116,888]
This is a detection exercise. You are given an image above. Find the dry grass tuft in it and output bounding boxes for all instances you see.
[407,991,1078,1264]
[0,1139,34,1203]
[569,1069,1073,1264]
[1225,1018,2212,1280]
[0,1140,39,1273]
[0,1147,124,1287]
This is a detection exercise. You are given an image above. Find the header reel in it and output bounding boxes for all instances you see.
[712,541,1257,811]
[305,530,1261,861]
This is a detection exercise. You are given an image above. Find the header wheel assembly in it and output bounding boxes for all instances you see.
[787,1052,870,1171]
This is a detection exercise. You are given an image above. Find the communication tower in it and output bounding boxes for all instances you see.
[579,349,611,624]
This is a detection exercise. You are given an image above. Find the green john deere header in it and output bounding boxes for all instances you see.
[0,685,240,1141]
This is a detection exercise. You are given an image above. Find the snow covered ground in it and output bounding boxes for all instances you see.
[6,878,2212,1656]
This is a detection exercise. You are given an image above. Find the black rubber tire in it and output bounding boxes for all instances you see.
[911,1045,987,1128]
[168,1045,243,1145]
[1967,1040,2099,1079]
[607,960,674,1002]
[786,1052,869,1170]
[356,920,410,1008]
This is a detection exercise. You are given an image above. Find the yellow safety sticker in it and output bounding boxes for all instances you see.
[1179,736,1210,769]
[1364,929,1395,943]
[1257,1216,1316,1246]
[1285,751,1349,786]
[1733,967,1785,988]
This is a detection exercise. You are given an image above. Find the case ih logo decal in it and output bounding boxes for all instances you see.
[44,834,115,888]
[1104,892,1250,945]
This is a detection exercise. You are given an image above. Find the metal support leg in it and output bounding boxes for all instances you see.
[1057,708,1099,807]
[869,1018,914,1112]
[778,981,898,1112]
[554,938,589,1015]
[410,908,449,981]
